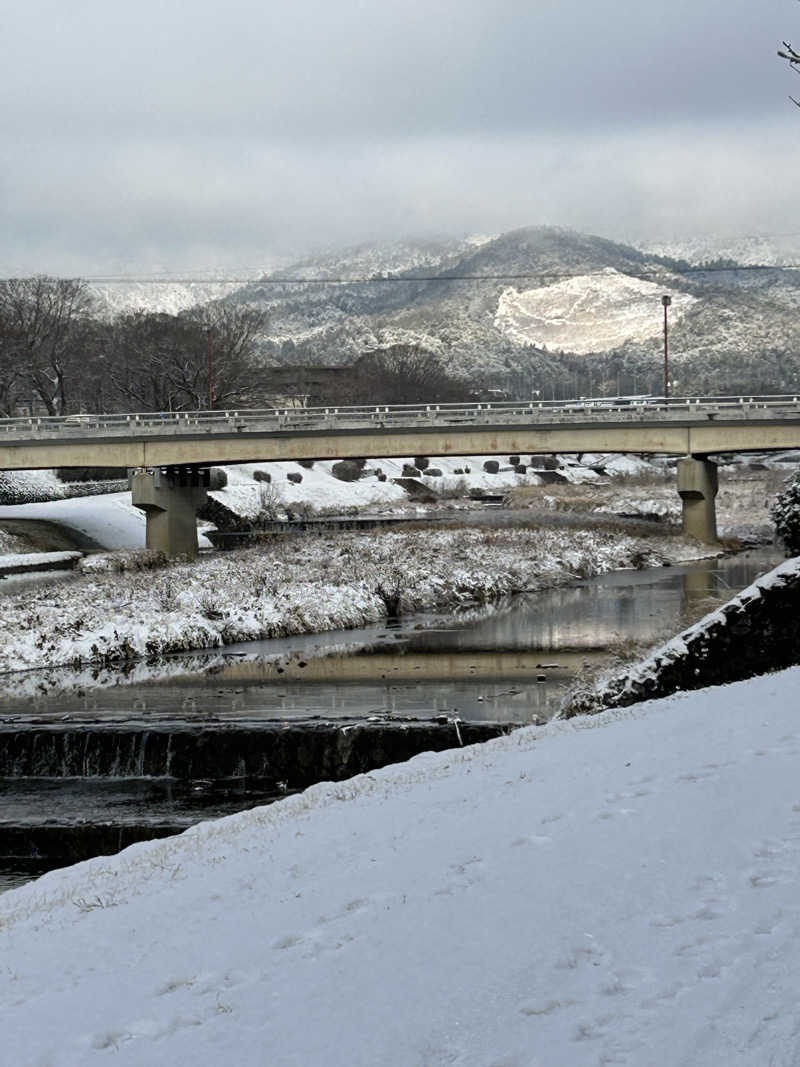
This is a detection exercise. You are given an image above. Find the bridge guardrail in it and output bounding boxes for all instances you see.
[2,395,800,440]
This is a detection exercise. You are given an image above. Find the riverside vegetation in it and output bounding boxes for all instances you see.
[0,524,712,678]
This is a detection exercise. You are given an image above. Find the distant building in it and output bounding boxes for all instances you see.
[263,365,349,408]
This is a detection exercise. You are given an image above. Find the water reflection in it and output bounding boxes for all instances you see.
[0,548,783,726]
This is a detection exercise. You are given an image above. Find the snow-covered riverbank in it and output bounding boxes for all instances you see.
[0,526,713,676]
[3,667,800,1065]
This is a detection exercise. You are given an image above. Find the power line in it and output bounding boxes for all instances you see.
[59,261,800,286]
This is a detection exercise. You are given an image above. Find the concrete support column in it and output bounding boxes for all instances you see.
[677,456,719,544]
[130,467,209,558]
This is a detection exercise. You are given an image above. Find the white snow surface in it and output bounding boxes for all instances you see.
[495,269,697,354]
[0,493,217,551]
[212,456,551,517]
[3,668,800,1065]
[637,232,800,268]
[0,456,570,547]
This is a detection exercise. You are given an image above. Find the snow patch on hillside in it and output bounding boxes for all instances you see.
[495,268,697,354]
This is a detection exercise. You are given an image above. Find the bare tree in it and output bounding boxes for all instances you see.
[779,41,800,106]
[106,312,205,412]
[184,303,268,408]
[0,276,92,415]
[0,306,27,416]
[107,304,267,413]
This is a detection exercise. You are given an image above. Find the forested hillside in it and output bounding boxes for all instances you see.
[4,226,800,414]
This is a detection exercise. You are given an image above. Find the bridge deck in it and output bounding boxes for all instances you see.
[1,397,800,470]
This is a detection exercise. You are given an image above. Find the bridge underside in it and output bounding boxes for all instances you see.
[126,457,720,558]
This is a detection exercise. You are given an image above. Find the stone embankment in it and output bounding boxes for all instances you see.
[565,556,800,716]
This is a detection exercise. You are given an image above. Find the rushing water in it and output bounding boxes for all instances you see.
[0,547,785,892]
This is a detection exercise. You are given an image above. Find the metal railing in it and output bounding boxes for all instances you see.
[2,394,800,439]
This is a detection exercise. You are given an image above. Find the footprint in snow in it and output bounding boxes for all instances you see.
[155,976,195,996]
[510,834,551,848]
[749,873,779,889]
[519,997,574,1017]
[271,933,302,950]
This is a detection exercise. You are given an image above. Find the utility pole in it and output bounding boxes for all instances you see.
[662,295,672,399]
[206,327,214,410]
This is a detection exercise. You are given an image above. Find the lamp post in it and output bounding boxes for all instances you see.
[661,294,672,399]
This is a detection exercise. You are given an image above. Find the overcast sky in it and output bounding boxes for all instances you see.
[0,0,796,275]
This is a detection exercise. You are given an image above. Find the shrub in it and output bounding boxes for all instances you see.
[253,470,271,483]
[80,549,167,575]
[414,456,430,470]
[286,471,303,484]
[483,460,500,474]
[255,482,282,521]
[772,471,800,555]
[437,477,469,499]
[332,460,362,482]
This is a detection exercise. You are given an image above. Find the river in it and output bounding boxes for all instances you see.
[0,546,785,892]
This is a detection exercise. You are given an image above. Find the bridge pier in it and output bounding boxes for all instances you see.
[130,468,210,558]
[677,456,718,544]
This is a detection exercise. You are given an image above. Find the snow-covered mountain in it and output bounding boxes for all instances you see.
[221,226,800,395]
[88,267,272,319]
[267,235,485,282]
[82,226,800,395]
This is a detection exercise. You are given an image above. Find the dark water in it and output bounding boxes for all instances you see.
[0,547,784,893]
[1,547,782,726]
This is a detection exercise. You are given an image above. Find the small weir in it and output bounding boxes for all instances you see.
[0,720,506,784]
[0,547,784,892]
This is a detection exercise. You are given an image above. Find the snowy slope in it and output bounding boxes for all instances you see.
[0,493,151,550]
[3,668,800,1065]
[495,269,697,354]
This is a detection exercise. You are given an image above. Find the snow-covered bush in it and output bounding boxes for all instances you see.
[254,482,282,521]
[771,471,800,555]
[79,549,167,574]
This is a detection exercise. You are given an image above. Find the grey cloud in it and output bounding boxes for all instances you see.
[1,0,797,273]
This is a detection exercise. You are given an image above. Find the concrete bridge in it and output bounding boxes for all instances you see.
[2,395,799,556]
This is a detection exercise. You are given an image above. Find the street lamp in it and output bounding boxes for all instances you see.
[661,295,672,399]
